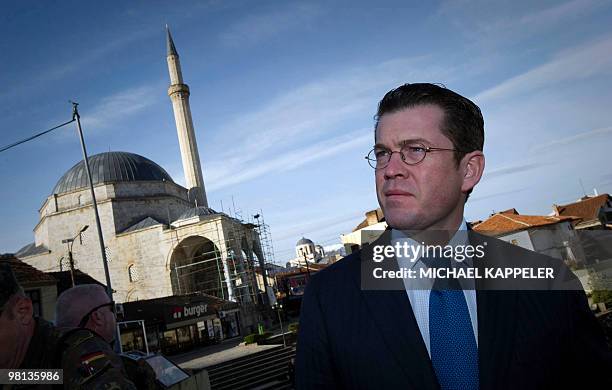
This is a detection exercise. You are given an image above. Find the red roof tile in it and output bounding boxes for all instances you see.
[0,254,56,286]
[553,194,610,222]
[473,213,577,235]
[499,208,519,215]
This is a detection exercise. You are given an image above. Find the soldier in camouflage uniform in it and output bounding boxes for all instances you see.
[0,263,136,389]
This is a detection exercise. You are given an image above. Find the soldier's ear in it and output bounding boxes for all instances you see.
[15,296,33,325]
[90,309,104,326]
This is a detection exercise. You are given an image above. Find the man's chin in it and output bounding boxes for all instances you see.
[384,212,423,231]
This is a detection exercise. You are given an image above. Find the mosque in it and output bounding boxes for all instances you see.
[16,29,270,309]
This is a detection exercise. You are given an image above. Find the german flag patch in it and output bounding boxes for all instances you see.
[78,351,107,377]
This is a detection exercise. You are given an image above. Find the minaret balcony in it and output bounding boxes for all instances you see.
[168,84,190,97]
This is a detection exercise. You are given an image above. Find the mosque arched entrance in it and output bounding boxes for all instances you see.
[169,236,229,299]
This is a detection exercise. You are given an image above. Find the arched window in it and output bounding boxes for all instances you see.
[128,264,139,283]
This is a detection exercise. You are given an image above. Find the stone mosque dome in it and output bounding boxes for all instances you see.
[296,237,314,246]
[52,151,174,194]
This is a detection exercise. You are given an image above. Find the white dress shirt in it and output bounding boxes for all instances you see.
[391,219,478,357]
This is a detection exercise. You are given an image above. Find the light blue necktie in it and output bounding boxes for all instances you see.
[427,256,479,389]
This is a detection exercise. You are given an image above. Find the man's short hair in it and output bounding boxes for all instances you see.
[55,284,107,328]
[375,83,485,164]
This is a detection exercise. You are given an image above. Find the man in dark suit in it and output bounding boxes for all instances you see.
[295,83,612,389]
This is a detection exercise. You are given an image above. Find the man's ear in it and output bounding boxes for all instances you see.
[90,310,104,326]
[460,151,485,193]
[14,296,34,326]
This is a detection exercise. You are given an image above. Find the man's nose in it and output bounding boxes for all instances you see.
[383,151,408,179]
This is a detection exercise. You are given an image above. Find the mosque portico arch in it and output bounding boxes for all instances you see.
[169,235,235,301]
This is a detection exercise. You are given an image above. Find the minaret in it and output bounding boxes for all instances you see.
[166,26,208,207]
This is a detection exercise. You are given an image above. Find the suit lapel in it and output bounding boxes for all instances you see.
[471,231,518,390]
[355,230,439,389]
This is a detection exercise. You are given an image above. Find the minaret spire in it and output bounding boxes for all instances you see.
[166,25,178,57]
[166,26,208,207]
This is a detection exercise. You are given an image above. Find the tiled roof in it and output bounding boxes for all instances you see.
[499,208,519,215]
[15,243,50,258]
[122,217,165,234]
[553,194,610,222]
[175,206,220,221]
[472,213,577,235]
[0,254,56,286]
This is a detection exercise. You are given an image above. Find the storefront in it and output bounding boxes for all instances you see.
[119,294,241,355]
[219,307,241,338]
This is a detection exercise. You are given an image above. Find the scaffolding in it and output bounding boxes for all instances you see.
[253,211,276,266]
[165,208,275,307]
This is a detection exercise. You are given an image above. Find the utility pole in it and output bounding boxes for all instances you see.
[71,102,113,300]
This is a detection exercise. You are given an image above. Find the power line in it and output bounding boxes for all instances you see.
[0,118,74,154]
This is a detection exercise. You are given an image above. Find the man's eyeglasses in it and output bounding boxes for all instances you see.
[78,301,115,328]
[365,144,459,169]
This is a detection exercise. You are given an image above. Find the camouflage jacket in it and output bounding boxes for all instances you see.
[6,318,136,390]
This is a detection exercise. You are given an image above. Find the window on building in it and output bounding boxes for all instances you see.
[25,289,42,318]
[128,264,139,283]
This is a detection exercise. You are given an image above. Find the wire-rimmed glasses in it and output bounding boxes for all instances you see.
[365,144,459,169]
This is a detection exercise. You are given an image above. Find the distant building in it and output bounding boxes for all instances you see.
[118,293,242,355]
[552,193,612,230]
[472,208,582,262]
[286,237,341,267]
[274,263,327,315]
[341,208,387,255]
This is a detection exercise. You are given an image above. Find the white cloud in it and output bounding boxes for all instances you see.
[206,129,372,191]
[198,54,447,191]
[473,35,612,103]
[518,0,605,28]
[484,162,546,180]
[212,55,441,162]
[469,188,528,203]
[80,83,163,131]
[530,126,612,152]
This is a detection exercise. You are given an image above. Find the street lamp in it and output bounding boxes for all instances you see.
[273,302,286,347]
[61,225,89,287]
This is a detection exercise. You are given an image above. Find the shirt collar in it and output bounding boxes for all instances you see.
[391,218,472,269]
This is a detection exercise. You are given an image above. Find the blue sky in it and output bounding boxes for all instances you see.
[1,0,612,264]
